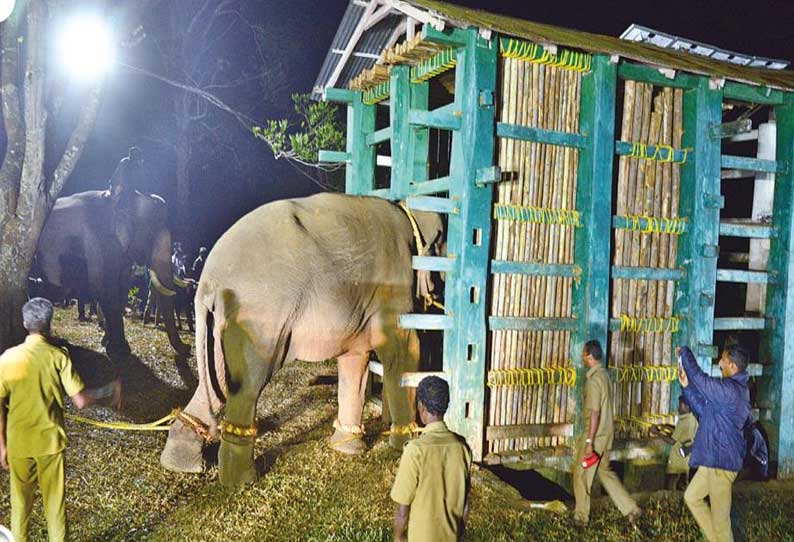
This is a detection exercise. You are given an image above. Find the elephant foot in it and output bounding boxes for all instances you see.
[388,423,420,451]
[160,423,205,473]
[219,436,257,487]
[106,340,131,358]
[328,428,367,455]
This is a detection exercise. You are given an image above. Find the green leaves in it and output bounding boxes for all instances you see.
[254,93,345,164]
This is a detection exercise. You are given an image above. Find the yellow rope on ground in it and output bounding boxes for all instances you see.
[65,409,179,432]
[487,366,577,388]
[385,422,425,437]
[493,203,581,227]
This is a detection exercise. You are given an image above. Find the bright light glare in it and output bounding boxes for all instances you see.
[57,15,115,80]
[0,0,15,23]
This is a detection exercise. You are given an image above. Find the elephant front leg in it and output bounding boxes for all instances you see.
[329,351,370,455]
[161,387,215,473]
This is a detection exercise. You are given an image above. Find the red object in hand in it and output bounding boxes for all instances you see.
[581,452,600,469]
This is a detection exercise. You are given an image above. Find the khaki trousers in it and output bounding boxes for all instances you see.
[572,439,638,523]
[684,466,737,542]
[8,452,67,542]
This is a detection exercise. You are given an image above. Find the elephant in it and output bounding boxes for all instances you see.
[160,193,444,486]
[36,189,190,356]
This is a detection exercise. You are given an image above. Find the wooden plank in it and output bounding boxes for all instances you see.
[318,150,351,163]
[721,154,782,174]
[390,65,411,199]
[366,127,392,146]
[712,317,769,331]
[408,176,453,195]
[677,77,723,379]
[324,87,355,103]
[489,317,578,331]
[486,423,574,441]
[399,314,454,330]
[408,107,462,131]
[715,268,774,284]
[442,28,498,462]
[722,81,784,105]
[760,94,794,477]
[406,195,458,214]
[412,255,456,273]
[490,260,578,277]
[400,371,448,388]
[368,360,384,376]
[347,92,376,195]
[496,122,586,148]
[571,54,618,437]
[617,62,698,89]
[719,222,777,239]
[710,363,766,377]
[611,266,684,281]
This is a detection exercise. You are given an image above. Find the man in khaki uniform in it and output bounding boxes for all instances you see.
[391,376,471,542]
[651,396,697,490]
[0,298,121,542]
[572,340,641,525]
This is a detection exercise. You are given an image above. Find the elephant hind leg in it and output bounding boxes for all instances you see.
[375,328,420,450]
[329,350,370,455]
[218,319,289,487]
[161,303,220,473]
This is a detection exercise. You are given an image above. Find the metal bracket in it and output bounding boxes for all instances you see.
[475,166,501,187]
[703,193,725,209]
[701,244,720,258]
[699,292,715,307]
[479,90,494,107]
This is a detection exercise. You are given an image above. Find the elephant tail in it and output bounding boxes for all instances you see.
[194,299,227,433]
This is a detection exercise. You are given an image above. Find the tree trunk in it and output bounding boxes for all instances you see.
[174,107,191,248]
[0,218,41,352]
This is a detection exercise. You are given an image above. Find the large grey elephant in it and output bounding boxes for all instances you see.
[36,190,189,356]
[160,193,444,486]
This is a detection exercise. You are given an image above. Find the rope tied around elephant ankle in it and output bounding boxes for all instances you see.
[176,410,215,442]
[386,422,424,437]
[333,418,365,436]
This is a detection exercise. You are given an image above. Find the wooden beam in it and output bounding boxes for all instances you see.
[571,54,618,436]
[486,423,574,441]
[496,122,586,148]
[442,28,497,462]
[760,93,794,478]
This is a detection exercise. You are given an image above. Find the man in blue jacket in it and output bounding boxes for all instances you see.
[678,344,750,542]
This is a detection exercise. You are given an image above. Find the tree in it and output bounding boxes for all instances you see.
[0,1,111,351]
[254,93,346,192]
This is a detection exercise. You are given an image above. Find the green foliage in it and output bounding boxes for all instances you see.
[127,286,139,308]
[254,93,345,165]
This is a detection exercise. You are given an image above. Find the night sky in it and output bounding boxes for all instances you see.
[63,0,794,252]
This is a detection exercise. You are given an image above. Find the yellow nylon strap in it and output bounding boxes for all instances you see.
[65,408,179,432]
[333,418,365,436]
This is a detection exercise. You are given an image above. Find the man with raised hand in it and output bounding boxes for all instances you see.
[678,344,750,542]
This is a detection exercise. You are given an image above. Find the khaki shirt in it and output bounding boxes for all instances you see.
[390,421,472,542]
[667,412,698,474]
[583,364,614,451]
[0,335,85,458]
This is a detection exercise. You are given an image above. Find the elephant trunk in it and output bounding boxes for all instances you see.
[150,228,190,355]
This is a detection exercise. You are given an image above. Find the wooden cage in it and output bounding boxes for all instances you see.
[319,6,794,478]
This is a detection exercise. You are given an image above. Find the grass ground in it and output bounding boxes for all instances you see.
[1,307,793,541]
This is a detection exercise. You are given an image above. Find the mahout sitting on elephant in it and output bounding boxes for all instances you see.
[36,189,189,356]
[160,193,444,486]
